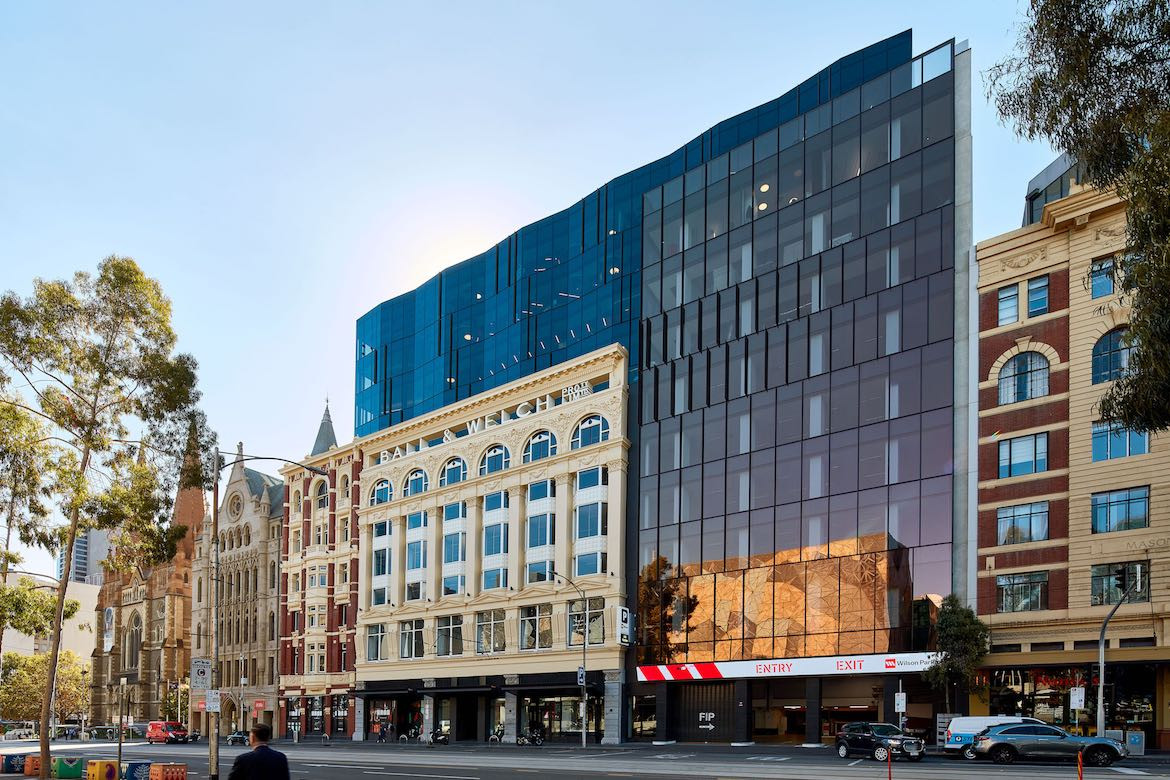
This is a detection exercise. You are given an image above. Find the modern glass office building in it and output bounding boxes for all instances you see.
[353,30,973,744]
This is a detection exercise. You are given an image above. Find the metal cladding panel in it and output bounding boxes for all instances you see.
[672,681,735,742]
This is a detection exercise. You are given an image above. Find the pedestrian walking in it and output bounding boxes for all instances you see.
[227,723,289,780]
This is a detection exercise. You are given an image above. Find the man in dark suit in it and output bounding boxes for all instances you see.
[227,722,290,780]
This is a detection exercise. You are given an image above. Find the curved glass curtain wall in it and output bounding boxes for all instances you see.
[354,31,916,436]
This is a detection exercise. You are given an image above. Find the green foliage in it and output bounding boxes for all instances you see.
[924,594,990,712]
[636,556,699,665]
[0,577,79,638]
[0,256,215,774]
[988,0,1170,432]
[0,651,89,723]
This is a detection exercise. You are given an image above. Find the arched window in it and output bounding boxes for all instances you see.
[998,352,1050,404]
[197,577,202,603]
[269,562,276,589]
[440,457,467,487]
[479,445,510,476]
[369,479,391,506]
[315,481,329,509]
[294,490,301,511]
[252,567,258,592]
[269,611,276,641]
[124,612,142,669]
[244,526,251,546]
[404,469,429,496]
[571,415,611,449]
[1092,327,1133,384]
[196,623,202,650]
[341,475,350,500]
[523,430,557,463]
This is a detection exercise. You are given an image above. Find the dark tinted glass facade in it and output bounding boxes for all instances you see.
[636,40,960,665]
[355,31,964,663]
[355,32,916,436]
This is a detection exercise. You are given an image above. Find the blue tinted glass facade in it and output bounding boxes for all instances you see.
[354,31,916,436]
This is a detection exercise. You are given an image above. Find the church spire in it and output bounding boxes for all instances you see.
[310,400,338,456]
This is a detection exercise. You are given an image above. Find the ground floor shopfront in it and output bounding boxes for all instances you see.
[278,692,354,739]
[356,670,619,743]
[974,655,1170,749]
[190,692,275,738]
[630,652,944,744]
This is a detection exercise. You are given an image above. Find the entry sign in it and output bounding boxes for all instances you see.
[205,689,221,713]
[191,658,212,691]
[699,712,715,731]
[577,666,586,686]
[1070,686,1086,710]
[894,691,907,713]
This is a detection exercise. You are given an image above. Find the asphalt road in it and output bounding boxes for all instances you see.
[9,740,1170,779]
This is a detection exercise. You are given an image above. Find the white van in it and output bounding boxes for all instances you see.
[944,716,1044,759]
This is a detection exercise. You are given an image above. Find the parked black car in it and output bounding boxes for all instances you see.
[836,722,925,762]
[225,730,249,746]
[973,723,1127,766]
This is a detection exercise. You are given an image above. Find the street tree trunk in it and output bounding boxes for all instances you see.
[38,446,89,779]
[0,496,15,664]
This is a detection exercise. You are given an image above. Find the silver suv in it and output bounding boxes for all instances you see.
[973,723,1128,766]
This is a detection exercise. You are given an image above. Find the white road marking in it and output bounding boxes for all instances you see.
[362,772,477,780]
[1110,768,1149,776]
[848,758,863,766]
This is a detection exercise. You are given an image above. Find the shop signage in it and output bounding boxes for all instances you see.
[253,700,265,712]
[190,658,211,691]
[205,690,221,713]
[380,381,599,462]
[637,652,938,682]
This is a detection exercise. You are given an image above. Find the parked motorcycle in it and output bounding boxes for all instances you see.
[430,728,449,745]
[516,727,544,747]
[487,724,504,744]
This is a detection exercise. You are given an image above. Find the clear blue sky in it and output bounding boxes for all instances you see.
[0,1,1053,576]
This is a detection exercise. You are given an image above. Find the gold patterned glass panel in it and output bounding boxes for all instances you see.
[774,563,806,636]
[715,570,745,640]
[805,558,840,634]
[715,638,744,660]
[688,573,716,644]
[776,634,805,657]
[806,632,839,656]
[742,566,775,639]
[839,555,877,631]
[687,641,714,662]
[839,629,875,655]
[745,636,774,659]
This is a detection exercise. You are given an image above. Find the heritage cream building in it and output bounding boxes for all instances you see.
[354,344,630,744]
[974,171,1170,747]
[190,444,283,734]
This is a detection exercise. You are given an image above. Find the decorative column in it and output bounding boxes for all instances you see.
[602,669,624,745]
[507,487,525,590]
[504,676,519,745]
[465,496,481,598]
[554,474,572,577]
[390,516,407,607]
[606,460,627,582]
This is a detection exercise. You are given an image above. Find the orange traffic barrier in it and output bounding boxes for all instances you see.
[23,755,41,776]
[147,765,186,780]
[84,760,118,780]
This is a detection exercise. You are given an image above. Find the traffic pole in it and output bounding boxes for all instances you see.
[887,745,891,780]
[1077,748,1083,780]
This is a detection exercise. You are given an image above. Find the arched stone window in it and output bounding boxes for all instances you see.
[1092,327,1133,383]
[440,457,467,487]
[998,352,1050,404]
[571,415,611,449]
[479,445,510,476]
[123,612,142,670]
[523,430,557,463]
[369,479,391,506]
[315,480,329,510]
[403,469,429,497]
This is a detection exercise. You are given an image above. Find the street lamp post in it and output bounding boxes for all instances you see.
[1097,564,1145,736]
[207,448,327,780]
[549,569,588,748]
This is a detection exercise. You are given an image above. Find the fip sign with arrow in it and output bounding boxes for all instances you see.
[698,712,716,731]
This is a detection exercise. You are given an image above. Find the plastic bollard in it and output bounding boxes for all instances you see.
[1,755,28,775]
[51,758,84,779]
[23,755,42,777]
[147,764,186,780]
[85,760,119,780]
[120,762,151,780]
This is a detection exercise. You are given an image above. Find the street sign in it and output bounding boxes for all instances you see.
[190,658,212,691]
[699,712,715,731]
[894,692,907,713]
[577,666,585,686]
[206,689,221,713]
[618,607,633,646]
[1070,686,1086,710]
